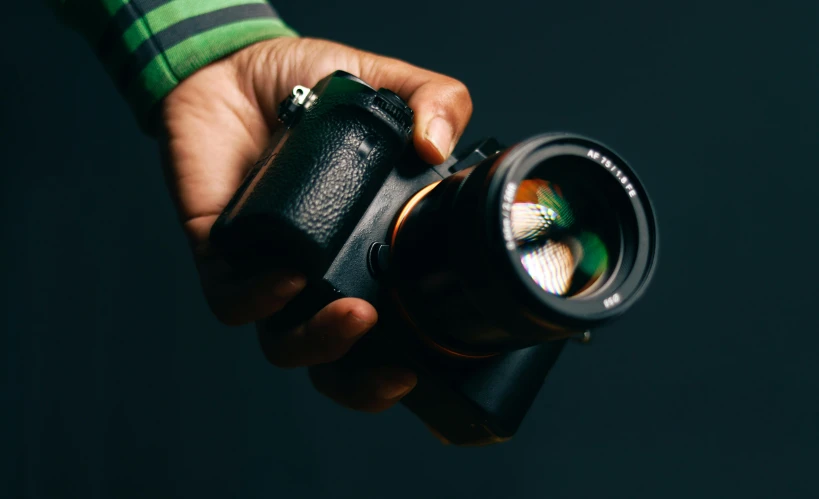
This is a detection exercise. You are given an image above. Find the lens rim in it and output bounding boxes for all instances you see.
[484,134,658,326]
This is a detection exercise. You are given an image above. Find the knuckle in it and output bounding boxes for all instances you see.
[435,78,473,120]
[446,78,472,102]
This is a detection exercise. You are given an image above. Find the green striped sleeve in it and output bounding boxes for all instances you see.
[47,0,299,134]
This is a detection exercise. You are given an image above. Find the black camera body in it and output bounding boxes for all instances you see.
[210,71,658,445]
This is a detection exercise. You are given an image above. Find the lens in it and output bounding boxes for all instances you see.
[511,178,613,297]
[389,134,657,354]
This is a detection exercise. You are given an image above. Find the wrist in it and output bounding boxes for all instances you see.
[160,36,299,134]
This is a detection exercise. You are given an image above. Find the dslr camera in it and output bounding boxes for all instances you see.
[210,71,658,446]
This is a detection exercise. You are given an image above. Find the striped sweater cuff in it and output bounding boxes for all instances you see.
[50,0,299,133]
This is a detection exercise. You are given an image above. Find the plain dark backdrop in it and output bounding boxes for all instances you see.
[2,1,818,498]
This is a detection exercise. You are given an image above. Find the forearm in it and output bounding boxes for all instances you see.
[47,0,298,133]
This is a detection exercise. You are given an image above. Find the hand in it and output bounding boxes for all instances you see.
[159,36,473,412]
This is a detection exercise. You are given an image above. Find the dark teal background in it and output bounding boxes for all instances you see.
[2,1,818,498]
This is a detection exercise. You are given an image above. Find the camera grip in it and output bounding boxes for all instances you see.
[210,102,407,278]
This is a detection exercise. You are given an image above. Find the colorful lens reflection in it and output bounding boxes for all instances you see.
[511,179,610,297]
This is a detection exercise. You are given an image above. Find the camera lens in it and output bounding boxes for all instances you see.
[511,177,614,298]
[389,134,657,355]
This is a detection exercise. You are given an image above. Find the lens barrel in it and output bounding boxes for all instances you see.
[390,134,658,355]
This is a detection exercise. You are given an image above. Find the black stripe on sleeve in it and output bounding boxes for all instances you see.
[96,0,175,64]
[115,3,276,91]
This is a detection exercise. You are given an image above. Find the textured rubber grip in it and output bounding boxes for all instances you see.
[210,80,410,278]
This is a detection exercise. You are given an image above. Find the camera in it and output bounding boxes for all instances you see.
[210,70,658,446]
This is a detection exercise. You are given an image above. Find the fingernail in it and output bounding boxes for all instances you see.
[424,116,455,159]
[376,373,417,400]
[274,274,307,298]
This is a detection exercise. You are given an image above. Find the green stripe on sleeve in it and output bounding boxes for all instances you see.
[129,0,270,36]
[48,0,299,135]
[124,17,296,131]
[119,3,280,90]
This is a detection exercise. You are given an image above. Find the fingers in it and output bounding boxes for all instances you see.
[355,56,473,163]
[309,361,418,413]
[257,298,377,368]
[257,295,417,413]
[202,261,306,326]
[244,38,474,165]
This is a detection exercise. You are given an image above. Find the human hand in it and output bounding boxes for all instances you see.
[159,36,473,412]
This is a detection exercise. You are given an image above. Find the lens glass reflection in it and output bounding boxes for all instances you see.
[511,179,612,297]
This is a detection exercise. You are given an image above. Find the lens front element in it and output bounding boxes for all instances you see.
[511,178,612,298]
